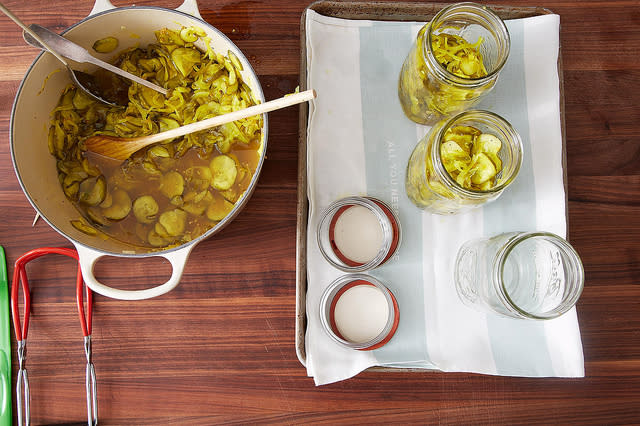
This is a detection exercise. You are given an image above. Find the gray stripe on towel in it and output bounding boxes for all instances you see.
[359,23,432,366]
[479,19,554,376]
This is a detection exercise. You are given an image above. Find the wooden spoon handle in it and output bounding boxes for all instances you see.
[145,89,316,144]
[85,89,316,161]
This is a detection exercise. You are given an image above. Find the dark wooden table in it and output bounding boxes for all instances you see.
[0,0,638,424]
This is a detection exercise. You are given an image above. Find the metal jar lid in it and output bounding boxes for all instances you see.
[317,196,401,272]
[319,274,400,351]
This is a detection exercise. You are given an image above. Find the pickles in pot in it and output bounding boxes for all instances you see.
[133,195,159,224]
[147,229,168,247]
[71,219,99,236]
[92,36,119,53]
[210,155,237,190]
[185,166,212,192]
[206,195,234,221]
[160,171,185,199]
[102,189,132,220]
[183,191,213,216]
[171,47,201,77]
[157,209,187,237]
[78,176,106,206]
[48,26,263,248]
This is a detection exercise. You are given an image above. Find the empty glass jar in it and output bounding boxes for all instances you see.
[398,2,510,125]
[454,232,585,320]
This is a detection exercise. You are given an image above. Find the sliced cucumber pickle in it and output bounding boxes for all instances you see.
[210,155,237,190]
[440,125,503,191]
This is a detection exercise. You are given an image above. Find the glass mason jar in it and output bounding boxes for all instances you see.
[405,110,522,214]
[398,2,510,125]
[454,232,585,320]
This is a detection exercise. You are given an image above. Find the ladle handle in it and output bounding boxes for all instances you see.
[81,53,169,95]
[0,2,69,66]
[26,24,168,96]
[74,244,193,300]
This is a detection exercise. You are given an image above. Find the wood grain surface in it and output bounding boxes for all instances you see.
[0,0,638,424]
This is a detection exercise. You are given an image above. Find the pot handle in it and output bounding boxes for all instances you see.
[89,0,203,20]
[74,244,194,300]
[176,0,204,20]
[89,0,115,16]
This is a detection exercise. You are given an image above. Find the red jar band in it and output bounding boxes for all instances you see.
[322,276,400,351]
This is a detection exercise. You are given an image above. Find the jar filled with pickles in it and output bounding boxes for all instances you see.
[405,110,522,214]
[398,2,510,125]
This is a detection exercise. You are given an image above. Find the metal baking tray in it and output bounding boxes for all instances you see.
[296,1,565,368]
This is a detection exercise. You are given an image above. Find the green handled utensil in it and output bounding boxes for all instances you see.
[0,246,12,426]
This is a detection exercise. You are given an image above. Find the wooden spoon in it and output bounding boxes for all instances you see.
[84,89,316,161]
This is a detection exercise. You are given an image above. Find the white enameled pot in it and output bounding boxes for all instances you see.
[10,0,267,300]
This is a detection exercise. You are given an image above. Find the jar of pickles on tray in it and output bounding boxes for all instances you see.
[398,2,510,125]
[405,110,522,214]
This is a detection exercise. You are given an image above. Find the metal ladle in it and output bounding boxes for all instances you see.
[0,2,167,107]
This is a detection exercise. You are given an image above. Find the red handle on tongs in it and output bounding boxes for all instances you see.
[77,268,92,338]
[11,247,86,341]
[10,247,96,426]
